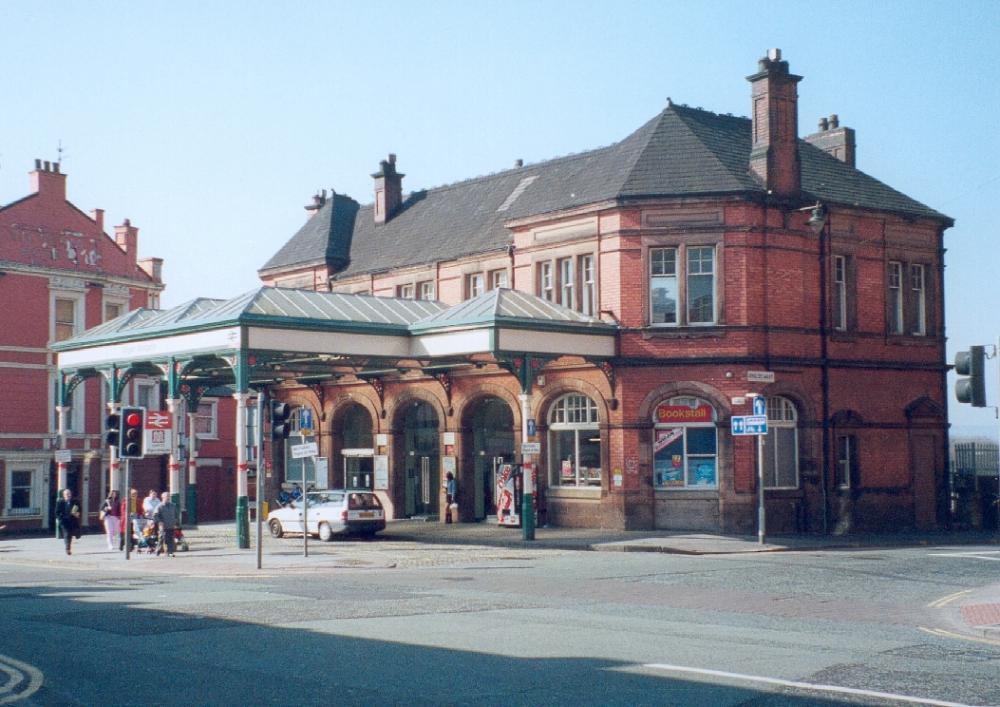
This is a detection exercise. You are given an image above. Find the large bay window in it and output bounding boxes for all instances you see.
[548,394,601,487]
[653,397,718,489]
[650,245,716,326]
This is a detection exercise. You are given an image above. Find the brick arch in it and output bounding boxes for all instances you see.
[830,409,865,427]
[456,383,523,431]
[905,396,945,422]
[636,380,729,423]
[326,392,380,431]
[759,381,816,425]
[386,387,448,432]
[534,378,610,427]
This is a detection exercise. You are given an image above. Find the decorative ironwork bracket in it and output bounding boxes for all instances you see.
[433,372,454,416]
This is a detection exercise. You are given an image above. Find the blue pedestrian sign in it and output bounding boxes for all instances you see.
[752,396,767,417]
[731,414,767,436]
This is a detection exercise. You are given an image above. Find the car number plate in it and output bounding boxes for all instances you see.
[358,511,374,518]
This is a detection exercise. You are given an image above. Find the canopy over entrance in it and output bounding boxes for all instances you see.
[53,286,617,399]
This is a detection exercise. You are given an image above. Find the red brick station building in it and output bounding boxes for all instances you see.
[48,50,952,537]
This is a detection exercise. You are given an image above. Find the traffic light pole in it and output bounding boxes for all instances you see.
[256,394,264,570]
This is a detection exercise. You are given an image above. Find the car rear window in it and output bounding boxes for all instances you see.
[348,493,382,510]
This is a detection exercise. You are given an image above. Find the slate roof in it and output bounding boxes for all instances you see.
[260,103,951,280]
[410,288,616,333]
[53,287,447,349]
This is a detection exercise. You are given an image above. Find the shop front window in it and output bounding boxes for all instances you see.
[653,396,718,489]
[548,394,601,487]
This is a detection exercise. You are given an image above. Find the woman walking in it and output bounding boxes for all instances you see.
[100,489,121,551]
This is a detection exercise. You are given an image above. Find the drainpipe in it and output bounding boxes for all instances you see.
[818,213,831,534]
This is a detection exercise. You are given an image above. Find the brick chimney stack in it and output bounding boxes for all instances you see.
[29,159,67,201]
[747,49,802,198]
[806,114,856,168]
[372,154,404,225]
[114,218,139,265]
[89,208,105,232]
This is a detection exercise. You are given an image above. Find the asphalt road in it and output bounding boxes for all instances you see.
[1,535,998,706]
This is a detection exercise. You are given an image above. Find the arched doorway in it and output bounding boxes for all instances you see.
[402,400,440,517]
[465,397,515,520]
[338,403,374,490]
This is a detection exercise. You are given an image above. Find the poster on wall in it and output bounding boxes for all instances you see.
[496,464,519,526]
[653,428,685,487]
[314,457,329,489]
[373,455,389,490]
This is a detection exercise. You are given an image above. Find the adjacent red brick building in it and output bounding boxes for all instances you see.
[0,161,166,531]
[256,49,952,533]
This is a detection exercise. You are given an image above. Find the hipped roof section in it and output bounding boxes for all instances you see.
[260,104,951,279]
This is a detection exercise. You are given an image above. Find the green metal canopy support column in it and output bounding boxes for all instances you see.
[234,352,251,549]
[516,354,537,541]
[165,359,184,515]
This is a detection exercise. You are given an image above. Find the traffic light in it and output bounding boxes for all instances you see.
[105,412,121,449]
[955,346,986,407]
[271,400,291,440]
[120,406,146,458]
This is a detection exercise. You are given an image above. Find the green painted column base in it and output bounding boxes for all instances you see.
[236,495,250,548]
[522,492,535,540]
[185,484,198,527]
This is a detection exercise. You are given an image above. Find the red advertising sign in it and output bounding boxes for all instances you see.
[654,404,713,423]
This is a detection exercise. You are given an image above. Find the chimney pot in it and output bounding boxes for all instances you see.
[389,153,396,165]
[768,48,781,61]
[34,159,41,170]
[54,162,60,174]
[829,114,839,129]
[515,159,523,168]
[43,161,51,171]
[819,117,829,131]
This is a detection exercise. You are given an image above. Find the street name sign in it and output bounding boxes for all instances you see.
[290,442,319,459]
[747,370,775,383]
[521,442,541,455]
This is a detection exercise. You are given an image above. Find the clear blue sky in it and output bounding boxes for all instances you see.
[2,1,998,434]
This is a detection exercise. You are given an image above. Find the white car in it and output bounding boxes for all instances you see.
[267,490,386,541]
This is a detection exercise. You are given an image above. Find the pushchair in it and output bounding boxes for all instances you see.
[131,518,189,553]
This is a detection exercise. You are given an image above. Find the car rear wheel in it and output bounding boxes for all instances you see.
[318,522,334,542]
[268,519,284,538]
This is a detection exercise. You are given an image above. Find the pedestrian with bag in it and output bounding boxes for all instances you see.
[444,471,457,524]
[152,491,178,557]
[55,488,81,555]
[99,489,121,551]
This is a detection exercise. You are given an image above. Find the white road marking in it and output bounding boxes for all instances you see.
[919,626,1000,648]
[0,654,43,704]
[928,551,1000,562]
[927,589,972,608]
[642,662,978,707]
